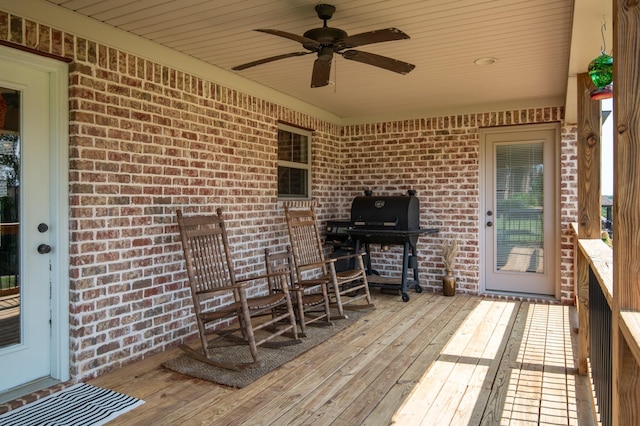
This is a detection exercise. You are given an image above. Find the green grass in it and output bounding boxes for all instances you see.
[0,274,18,290]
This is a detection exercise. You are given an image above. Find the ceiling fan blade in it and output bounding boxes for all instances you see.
[340,28,410,49]
[341,50,415,74]
[232,52,313,70]
[255,29,320,49]
[311,59,332,88]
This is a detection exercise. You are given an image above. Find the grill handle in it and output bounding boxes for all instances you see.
[353,219,399,227]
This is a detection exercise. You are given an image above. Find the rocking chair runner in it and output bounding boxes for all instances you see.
[176,209,299,371]
[284,205,374,318]
[265,247,332,337]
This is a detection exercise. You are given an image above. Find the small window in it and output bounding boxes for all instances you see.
[278,124,311,199]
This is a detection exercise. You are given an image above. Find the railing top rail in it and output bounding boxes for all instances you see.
[578,238,613,307]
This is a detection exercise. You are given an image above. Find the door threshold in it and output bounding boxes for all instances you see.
[0,377,61,405]
[483,290,560,304]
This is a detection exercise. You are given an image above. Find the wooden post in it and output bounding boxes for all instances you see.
[577,72,602,240]
[576,72,601,375]
[612,0,640,424]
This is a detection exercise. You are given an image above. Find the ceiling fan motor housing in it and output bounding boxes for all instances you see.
[315,4,336,21]
[303,3,347,59]
[303,27,347,45]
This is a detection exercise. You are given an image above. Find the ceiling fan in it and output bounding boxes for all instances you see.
[232,4,415,88]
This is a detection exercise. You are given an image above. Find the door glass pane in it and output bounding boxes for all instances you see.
[495,142,544,274]
[0,88,21,348]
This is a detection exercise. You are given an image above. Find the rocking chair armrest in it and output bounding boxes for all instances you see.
[196,283,247,296]
[330,252,365,262]
[289,285,305,294]
[236,271,293,292]
[299,258,337,270]
[235,271,290,284]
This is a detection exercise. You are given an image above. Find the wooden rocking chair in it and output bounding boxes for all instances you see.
[265,246,332,337]
[284,205,374,319]
[176,209,299,370]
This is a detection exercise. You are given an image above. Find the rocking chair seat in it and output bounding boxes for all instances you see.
[336,269,365,281]
[199,293,289,322]
[245,293,291,310]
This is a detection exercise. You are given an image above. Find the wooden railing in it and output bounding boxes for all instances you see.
[589,265,612,426]
[575,230,640,425]
[575,234,612,424]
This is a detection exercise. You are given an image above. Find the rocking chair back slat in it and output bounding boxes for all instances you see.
[289,224,325,271]
[191,233,233,294]
[179,212,235,295]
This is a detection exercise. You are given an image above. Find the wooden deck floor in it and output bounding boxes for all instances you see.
[87,292,594,425]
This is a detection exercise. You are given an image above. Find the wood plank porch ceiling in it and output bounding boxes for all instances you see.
[45,0,577,120]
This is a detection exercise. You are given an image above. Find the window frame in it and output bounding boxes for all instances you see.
[277,123,312,200]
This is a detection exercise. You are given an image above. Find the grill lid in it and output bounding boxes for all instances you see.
[350,190,420,231]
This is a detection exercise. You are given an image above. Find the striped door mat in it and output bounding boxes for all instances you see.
[0,383,144,425]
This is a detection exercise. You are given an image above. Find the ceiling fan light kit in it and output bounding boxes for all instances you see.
[232,4,415,88]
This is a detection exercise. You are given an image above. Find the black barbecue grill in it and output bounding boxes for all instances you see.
[347,189,438,302]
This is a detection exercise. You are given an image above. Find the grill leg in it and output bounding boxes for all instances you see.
[411,243,422,294]
[353,238,375,275]
[354,239,362,270]
[357,240,376,275]
[401,242,410,302]
[364,243,373,274]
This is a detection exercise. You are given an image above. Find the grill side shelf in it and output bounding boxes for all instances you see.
[347,228,439,237]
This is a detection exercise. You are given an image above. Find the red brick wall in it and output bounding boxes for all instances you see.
[65,60,346,379]
[560,125,579,301]
[341,112,576,301]
[0,9,578,382]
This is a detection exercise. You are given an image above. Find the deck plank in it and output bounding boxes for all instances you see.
[456,300,520,425]
[159,293,408,425]
[71,292,594,425]
[395,300,519,425]
[394,299,496,424]
[360,295,479,426]
[302,294,472,425]
[213,294,448,425]
[479,301,531,425]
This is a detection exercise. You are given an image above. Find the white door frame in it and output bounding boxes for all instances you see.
[0,45,70,386]
[479,122,561,299]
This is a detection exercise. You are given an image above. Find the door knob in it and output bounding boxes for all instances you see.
[486,221,493,227]
[37,244,52,254]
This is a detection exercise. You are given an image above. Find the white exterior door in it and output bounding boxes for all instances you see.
[0,47,69,394]
[481,124,559,296]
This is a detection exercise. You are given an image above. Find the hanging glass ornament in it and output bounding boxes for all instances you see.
[588,52,613,100]
[588,20,613,100]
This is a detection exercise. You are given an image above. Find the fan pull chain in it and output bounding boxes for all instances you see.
[333,57,337,93]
